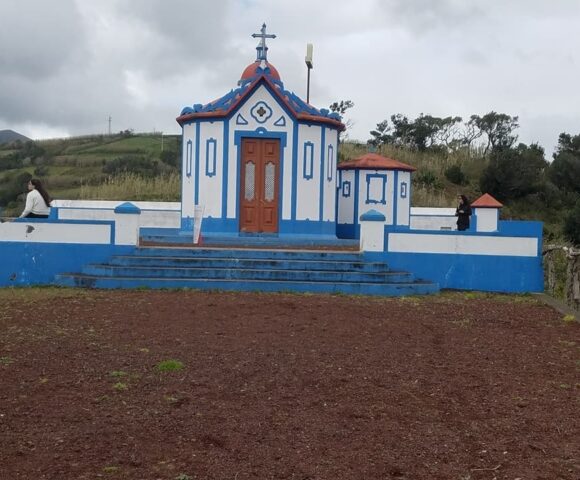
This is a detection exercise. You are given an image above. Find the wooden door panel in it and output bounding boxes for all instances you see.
[240,138,279,233]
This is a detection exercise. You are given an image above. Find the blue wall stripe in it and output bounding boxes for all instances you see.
[319,127,326,222]
[291,122,299,221]
[194,122,201,205]
[221,121,229,219]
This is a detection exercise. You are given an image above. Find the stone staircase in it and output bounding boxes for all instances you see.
[55,246,439,296]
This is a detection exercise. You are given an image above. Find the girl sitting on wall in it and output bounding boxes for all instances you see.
[20,179,52,219]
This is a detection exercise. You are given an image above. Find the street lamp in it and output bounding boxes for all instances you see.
[305,43,313,104]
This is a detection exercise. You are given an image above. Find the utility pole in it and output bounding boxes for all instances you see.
[108,115,112,136]
[161,132,164,152]
[305,43,313,104]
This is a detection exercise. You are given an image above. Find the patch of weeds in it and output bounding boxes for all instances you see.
[110,370,128,378]
[156,359,184,372]
[103,465,120,474]
[559,340,576,347]
[94,395,111,403]
[164,395,178,403]
[451,318,472,328]
[559,383,571,389]
[563,314,576,324]
[39,377,49,384]
[112,382,128,392]
[175,474,193,480]
[398,296,422,305]
[138,347,150,353]
[0,357,13,366]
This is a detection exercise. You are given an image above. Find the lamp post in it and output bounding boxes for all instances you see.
[305,43,313,104]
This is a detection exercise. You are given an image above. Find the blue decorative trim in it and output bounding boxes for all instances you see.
[360,209,386,222]
[342,181,351,197]
[400,181,408,199]
[114,202,141,214]
[327,144,334,181]
[354,170,360,233]
[194,123,200,205]
[205,138,217,177]
[365,173,387,205]
[233,128,287,147]
[274,115,286,127]
[319,128,326,222]
[221,121,229,219]
[186,139,193,177]
[291,122,299,221]
[393,170,398,226]
[303,142,314,179]
[250,101,273,124]
[236,114,249,125]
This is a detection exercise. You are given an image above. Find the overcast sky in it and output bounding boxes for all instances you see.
[1,0,578,157]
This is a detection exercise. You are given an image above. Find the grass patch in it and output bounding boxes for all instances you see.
[112,382,128,392]
[563,314,577,324]
[0,356,13,366]
[110,370,128,378]
[0,287,91,303]
[156,359,184,372]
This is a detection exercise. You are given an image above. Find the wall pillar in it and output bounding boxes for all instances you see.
[113,202,141,245]
[359,209,386,252]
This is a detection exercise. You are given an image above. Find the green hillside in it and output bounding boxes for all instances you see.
[0,133,181,215]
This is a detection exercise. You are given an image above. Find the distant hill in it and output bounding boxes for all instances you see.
[0,130,31,145]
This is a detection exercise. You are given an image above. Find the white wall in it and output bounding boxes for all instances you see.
[475,209,498,232]
[296,124,322,220]
[198,121,224,218]
[0,221,112,244]
[358,170,394,225]
[337,170,355,224]
[182,122,196,219]
[388,232,538,257]
[53,200,180,229]
[323,129,338,222]
[410,207,457,230]
[396,171,411,226]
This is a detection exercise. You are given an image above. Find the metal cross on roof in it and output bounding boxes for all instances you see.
[252,23,276,62]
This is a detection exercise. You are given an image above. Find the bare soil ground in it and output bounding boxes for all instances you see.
[0,289,578,480]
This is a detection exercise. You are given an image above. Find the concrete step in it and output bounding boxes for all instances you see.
[82,264,414,283]
[107,255,390,272]
[55,274,439,297]
[131,246,365,262]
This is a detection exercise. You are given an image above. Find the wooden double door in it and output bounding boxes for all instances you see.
[239,138,280,233]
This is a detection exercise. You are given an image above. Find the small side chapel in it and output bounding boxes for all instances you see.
[176,24,345,238]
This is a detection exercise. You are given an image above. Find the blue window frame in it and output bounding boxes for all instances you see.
[365,173,387,204]
[342,180,351,197]
[326,144,334,181]
[400,181,408,199]
[303,142,314,180]
[186,140,193,177]
[205,138,217,177]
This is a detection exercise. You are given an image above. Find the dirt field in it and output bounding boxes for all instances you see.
[0,289,578,480]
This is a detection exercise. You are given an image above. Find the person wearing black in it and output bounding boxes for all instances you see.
[455,194,471,231]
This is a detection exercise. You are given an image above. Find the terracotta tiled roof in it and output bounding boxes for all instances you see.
[471,193,503,208]
[338,153,416,172]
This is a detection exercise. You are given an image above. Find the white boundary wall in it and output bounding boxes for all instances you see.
[53,200,180,229]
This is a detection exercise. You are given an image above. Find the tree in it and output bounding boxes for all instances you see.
[329,100,355,140]
[368,119,392,147]
[329,100,354,115]
[479,143,547,201]
[434,116,463,152]
[549,133,580,194]
[472,111,519,154]
[564,200,580,246]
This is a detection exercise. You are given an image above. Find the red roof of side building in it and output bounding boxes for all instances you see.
[471,193,503,208]
[337,153,416,172]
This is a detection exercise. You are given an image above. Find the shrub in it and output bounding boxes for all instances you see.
[444,165,467,185]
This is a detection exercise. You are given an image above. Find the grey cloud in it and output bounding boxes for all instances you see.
[0,0,86,78]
